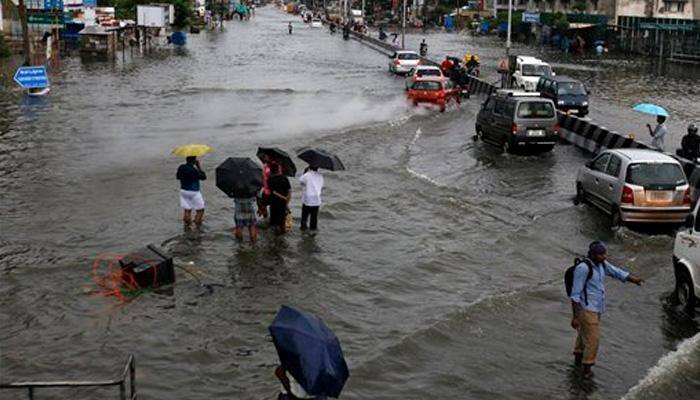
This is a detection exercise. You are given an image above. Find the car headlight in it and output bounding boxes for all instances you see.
[557,100,565,105]
[582,101,588,106]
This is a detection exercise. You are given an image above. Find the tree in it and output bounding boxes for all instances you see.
[0,33,11,59]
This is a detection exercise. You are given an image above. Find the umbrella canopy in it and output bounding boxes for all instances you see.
[297,147,346,171]
[256,147,297,177]
[172,144,213,157]
[269,305,349,398]
[633,103,669,117]
[215,157,263,198]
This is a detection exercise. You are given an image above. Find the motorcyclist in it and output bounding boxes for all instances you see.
[466,54,480,76]
[678,123,700,160]
[329,21,336,33]
[378,27,387,41]
[419,39,428,57]
[441,56,454,76]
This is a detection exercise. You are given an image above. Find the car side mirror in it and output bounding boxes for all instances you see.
[685,214,695,229]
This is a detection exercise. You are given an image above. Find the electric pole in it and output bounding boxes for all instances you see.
[401,0,406,49]
[18,0,31,65]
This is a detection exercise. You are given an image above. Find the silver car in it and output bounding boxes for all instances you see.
[575,149,691,226]
[388,51,421,75]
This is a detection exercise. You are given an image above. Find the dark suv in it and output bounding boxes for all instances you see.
[536,75,589,117]
[475,90,559,153]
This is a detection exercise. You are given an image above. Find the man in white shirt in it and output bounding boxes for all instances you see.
[299,166,324,231]
[647,115,668,151]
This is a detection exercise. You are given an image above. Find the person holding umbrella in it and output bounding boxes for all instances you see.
[269,165,292,235]
[215,157,264,245]
[297,147,345,232]
[647,115,668,151]
[173,144,212,227]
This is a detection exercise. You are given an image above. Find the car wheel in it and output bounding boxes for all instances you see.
[675,268,696,311]
[440,106,446,113]
[611,207,624,228]
[574,184,585,205]
[456,95,462,104]
[412,100,418,107]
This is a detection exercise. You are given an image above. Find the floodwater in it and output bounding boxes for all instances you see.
[1,7,699,400]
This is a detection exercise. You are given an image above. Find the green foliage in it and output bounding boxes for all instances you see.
[545,12,569,31]
[495,10,523,27]
[0,33,10,59]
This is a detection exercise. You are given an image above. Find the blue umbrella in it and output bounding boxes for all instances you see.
[633,103,669,117]
[269,305,349,398]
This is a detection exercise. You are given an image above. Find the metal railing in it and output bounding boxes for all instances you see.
[0,354,136,400]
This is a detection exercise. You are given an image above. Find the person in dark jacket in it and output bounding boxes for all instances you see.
[268,165,291,235]
[677,123,700,160]
[176,156,207,226]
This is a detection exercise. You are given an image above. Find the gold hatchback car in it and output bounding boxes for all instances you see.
[575,149,691,227]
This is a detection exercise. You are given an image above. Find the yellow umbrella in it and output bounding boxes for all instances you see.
[172,144,213,157]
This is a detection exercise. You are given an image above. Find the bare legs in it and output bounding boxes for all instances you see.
[183,209,205,227]
[234,225,257,245]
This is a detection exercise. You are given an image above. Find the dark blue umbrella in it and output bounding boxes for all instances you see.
[269,305,349,398]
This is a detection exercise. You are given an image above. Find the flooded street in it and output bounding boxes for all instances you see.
[1,7,699,400]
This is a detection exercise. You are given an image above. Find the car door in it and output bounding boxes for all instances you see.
[489,99,507,144]
[478,97,495,138]
[582,153,611,210]
[600,154,623,208]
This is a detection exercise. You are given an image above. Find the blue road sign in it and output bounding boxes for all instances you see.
[14,66,50,89]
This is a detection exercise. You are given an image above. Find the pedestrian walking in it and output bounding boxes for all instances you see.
[569,241,644,379]
[419,39,428,57]
[647,115,668,151]
[299,166,324,231]
[234,197,258,245]
[288,22,293,34]
[176,156,207,226]
[268,165,292,235]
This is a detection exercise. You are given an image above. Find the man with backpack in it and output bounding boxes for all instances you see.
[567,241,644,379]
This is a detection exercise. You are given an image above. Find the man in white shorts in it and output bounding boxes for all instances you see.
[176,156,207,226]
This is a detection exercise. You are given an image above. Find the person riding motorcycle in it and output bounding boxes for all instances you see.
[465,54,480,76]
[678,123,700,160]
[419,39,428,57]
[329,21,337,33]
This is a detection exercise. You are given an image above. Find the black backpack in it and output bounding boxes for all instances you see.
[564,258,594,305]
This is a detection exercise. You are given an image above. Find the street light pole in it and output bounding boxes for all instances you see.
[401,0,406,49]
[506,0,512,58]
[18,0,31,65]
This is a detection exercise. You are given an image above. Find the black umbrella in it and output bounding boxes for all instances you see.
[256,147,297,177]
[215,157,263,198]
[297,147,345,171]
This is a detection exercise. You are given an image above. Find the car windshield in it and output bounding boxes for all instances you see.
[626,163,686,188]
[412,81,441,90]
[522,64,551,77]
[517,101,555,118]
[417,69,441,77]
[398,53,420,60]
[557,82,586,96]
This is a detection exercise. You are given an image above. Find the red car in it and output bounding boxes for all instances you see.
[407,77,461,112]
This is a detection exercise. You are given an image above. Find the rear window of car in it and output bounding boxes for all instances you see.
[399,53,420,60]
[412,81,442,90]
[417,69,441,77]
[626,163,686,188]
[516,101,555,119]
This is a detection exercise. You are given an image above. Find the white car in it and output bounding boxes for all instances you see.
[512,56,554,92]
[311,19,323,28]
[404,66,443,90]
[673,201,700,310]
[388,51,421,75]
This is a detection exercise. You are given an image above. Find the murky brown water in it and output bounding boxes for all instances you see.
[1,7,699,400]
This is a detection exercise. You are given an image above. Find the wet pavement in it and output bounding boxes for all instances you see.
[1,7,699,400]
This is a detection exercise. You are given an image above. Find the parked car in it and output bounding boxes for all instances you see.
[575,149,691,227]
[474,90,559,153]
[405,66,443,90]
[388,50,421,75]
[673,201,700,310]
[407,77,460,112]
[536,75,589,117]
[512,56,553,92]
[310,19,323,28]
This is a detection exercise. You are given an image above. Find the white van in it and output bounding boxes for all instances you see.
[512,56,554,92]
[673,201,700,310]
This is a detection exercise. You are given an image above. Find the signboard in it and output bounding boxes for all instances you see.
[14,66,50,89]
[522,12,540,24]
[639,22,696,32]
